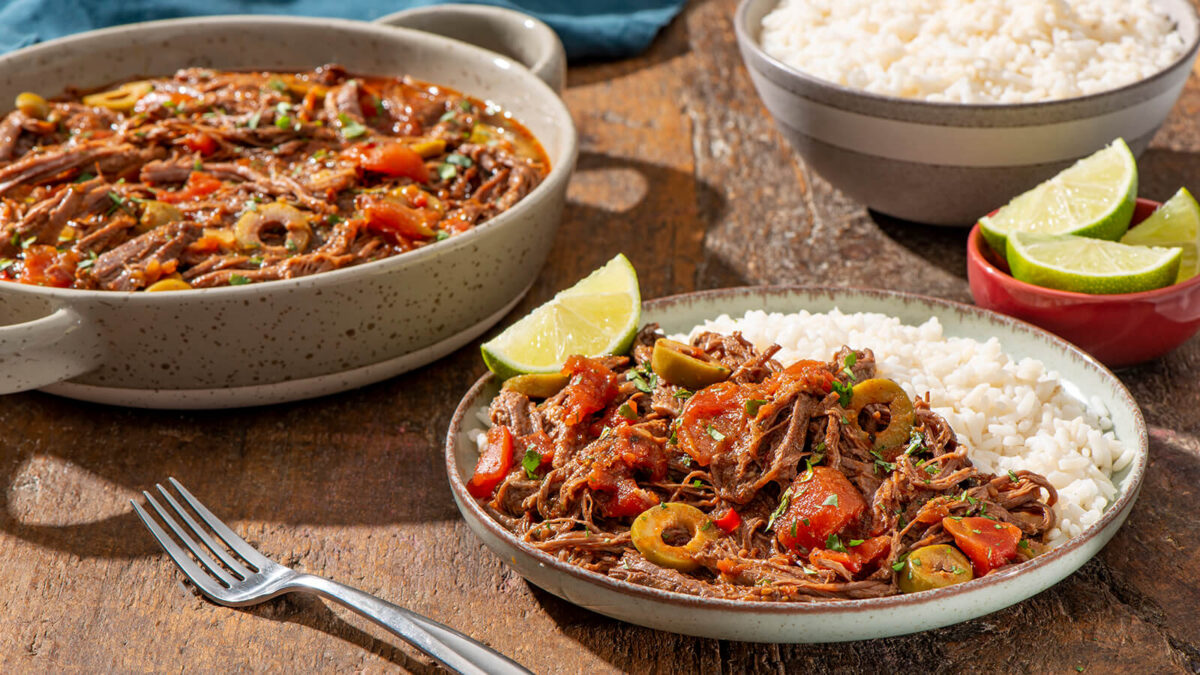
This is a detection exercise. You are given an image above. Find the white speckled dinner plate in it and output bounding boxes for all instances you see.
[445,286,1148,643]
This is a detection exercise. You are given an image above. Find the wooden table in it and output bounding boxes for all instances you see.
[4,1,1200,671]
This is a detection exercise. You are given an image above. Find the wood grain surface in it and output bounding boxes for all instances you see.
[3,0,1200,672]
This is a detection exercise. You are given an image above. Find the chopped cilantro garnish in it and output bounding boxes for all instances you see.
[438,110,457,123]
[790,521,798,538]
[706,424,725,442]
[618,402,637,420]
[459,99,473,112]
[268,77,288,92]
[891,555,908,572]
[821,494,839,507]
[1008,470,1020,483]
[626,367,657,394]
[744,399,767,417]
[848,539,864,547]
[435,231,449,241]
[802,517,810,526]
[274,114,292,129]
[74,171,95,183]
[825,533,846,552]
[247,111,261,129]
[831,379,853,407]
[445,152,473,168]
[904,429,926,456]
[338,113,367,139]
[673,388,693,400]
[767,488,792,531]
[692,479,702,488]
[229,274,250,286]
[521,448,541,480]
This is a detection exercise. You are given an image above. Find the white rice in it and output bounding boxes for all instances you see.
[675,309,1131,546]
[760,0,1188,103]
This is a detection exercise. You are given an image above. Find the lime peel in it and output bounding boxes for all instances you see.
[1006,231,1182,295]
[980,139,1138,254]
[1120,187,1200,283]
[481,254,640,380]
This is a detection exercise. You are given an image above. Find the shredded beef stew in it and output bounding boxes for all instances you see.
[0,65,548,290]
[470,327,1058,602]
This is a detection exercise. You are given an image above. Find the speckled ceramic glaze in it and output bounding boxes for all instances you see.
[0,16,576,408]
[445,287,1148,643]
[735,0,1200,225]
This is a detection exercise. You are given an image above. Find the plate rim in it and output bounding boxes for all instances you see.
[444,284,1148,616]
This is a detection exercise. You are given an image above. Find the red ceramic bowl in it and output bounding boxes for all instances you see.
[968,198,1200,368]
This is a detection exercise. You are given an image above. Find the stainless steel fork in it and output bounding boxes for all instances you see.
[132,478,530,675]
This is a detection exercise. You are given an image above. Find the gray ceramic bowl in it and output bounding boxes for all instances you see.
[0,14,576,408]
[735,0,1200,225]
[446,286,1148,641]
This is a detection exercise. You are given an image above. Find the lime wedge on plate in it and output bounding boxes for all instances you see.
[1006,231,1181,294]
[980,139,1138,253]
[1120,187,1200,283]
[482,253,640,380]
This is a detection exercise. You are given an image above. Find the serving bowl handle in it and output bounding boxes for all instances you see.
[0,306,101,394]
[374,4,567,93]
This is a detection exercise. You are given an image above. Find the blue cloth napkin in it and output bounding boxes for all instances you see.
[0,0,686,60]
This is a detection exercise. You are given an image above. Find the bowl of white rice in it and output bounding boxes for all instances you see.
[735,0,1200,225]
[446,286,1149,642]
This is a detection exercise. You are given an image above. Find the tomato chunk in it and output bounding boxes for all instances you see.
[776,359,835,394]
[360,195,436,240]
[182,132,218,156]
[677,381,761,466]
[156,171,222,203]
[809,535,891,574]
[775,466,867,552]
[560,355,621,426]
[350,142,429,182]
[467,425,514,499]
[17,245,76,287]
[942,516,1022,575]
[713,508,741,534]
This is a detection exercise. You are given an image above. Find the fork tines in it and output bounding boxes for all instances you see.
[131,478,268,598]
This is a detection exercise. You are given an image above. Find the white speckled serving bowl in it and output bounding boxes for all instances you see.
[735,0,1200,225]
[0,14,576,408]
[446,287,1148,642]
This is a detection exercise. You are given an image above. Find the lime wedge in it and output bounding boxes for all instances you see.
[980,139,1138,253]
[482,254,641,380]
[1006,231,1181,294]
[1120,187,1199,283]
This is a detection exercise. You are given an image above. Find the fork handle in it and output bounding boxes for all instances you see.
[289,574,531,675]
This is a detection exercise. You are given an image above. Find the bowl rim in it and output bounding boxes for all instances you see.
[444,284,1149,616]
[0,14,577,301]
[967,197,1200,302]
[734,0,1200,112]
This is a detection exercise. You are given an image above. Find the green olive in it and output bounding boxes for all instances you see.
[138,201,183,233]
[82,81,153,112]
[502,373,569,399]
[630,502,718,572]
[651,338,730,390]
[234,202,313,254]
[15,92,49,119]
[847,378,915,450]
[897,544,974,593]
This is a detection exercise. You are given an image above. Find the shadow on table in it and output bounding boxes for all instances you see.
[238,593,441,672]
[868,209,972,283]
